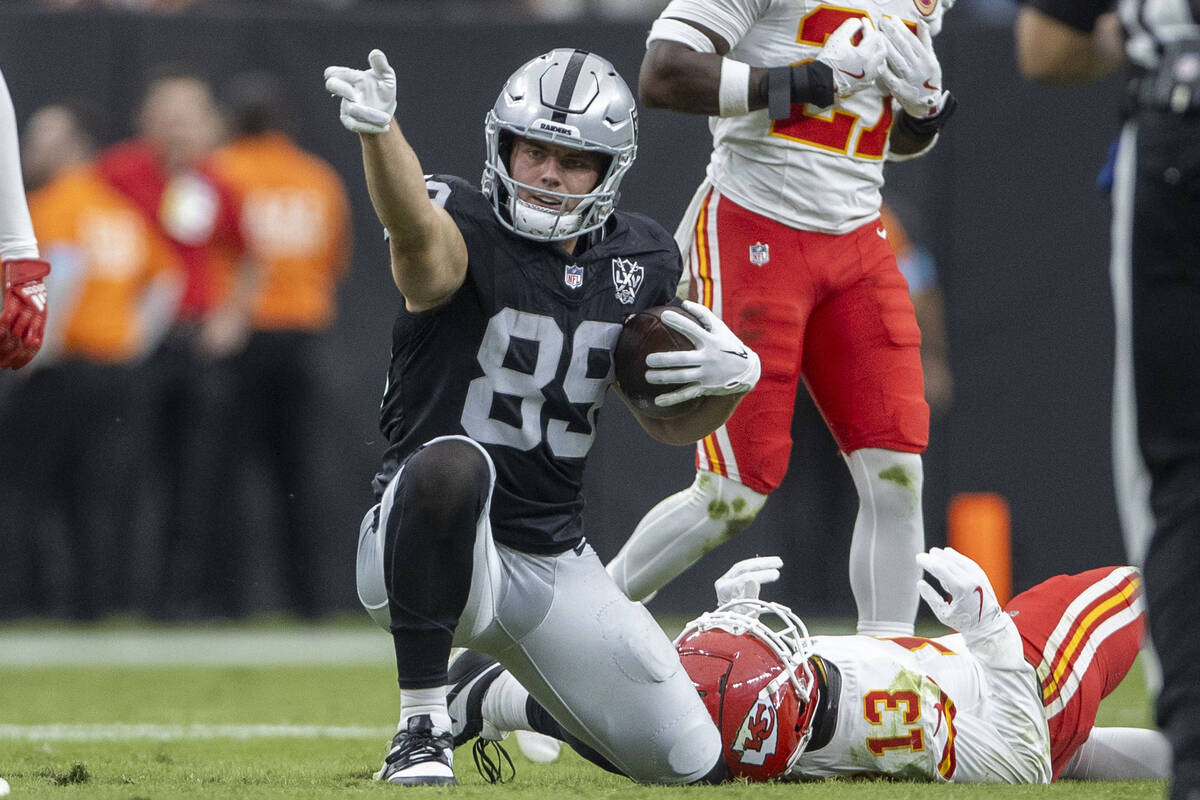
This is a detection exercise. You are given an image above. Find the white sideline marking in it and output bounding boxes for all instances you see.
[0,629,393,666]
[0,723,393,742]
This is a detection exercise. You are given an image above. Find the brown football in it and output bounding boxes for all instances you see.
[614,305,704,419]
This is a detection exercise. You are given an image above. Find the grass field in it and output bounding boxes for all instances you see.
[0,617,1166,799]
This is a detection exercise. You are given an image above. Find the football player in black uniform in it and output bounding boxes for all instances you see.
[323,48,761,786]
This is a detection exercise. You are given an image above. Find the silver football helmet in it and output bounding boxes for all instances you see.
[482,49,638,242]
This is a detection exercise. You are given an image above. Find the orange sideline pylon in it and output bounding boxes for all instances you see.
[947,492,1012,606]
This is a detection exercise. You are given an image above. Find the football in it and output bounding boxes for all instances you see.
[614,304,704,419]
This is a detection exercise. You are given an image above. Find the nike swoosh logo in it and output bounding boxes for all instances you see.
[923,80,940,91]
[840,68,866,79]
[876,227,888,239]
[974,586,984,621]
[722,349,749,359]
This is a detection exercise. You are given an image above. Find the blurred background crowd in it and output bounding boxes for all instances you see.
[0,0,1123,623]
[1,63,351,621]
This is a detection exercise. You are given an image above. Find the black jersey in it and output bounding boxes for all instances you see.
[372,175,682,554]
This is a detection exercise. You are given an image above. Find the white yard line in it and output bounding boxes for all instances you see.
[0,628,393,666]
[0,723,393,741]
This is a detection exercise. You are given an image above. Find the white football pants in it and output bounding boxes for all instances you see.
[356,435,721,784]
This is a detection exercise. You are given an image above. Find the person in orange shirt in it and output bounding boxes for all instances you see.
[96,65,254,619]
[0,99,183,618]
[209,71,351,617]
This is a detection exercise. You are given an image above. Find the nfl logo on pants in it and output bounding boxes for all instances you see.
[749,242,770,267]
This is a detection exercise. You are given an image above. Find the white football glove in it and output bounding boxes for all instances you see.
[877,17,948,118]
[916,547,1024,670]
[815,17,886,98]
[715,556,783,606]
[323,49,397,134]
[645,300,761,408]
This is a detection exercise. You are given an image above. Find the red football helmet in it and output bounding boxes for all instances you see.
[675,599,820,781]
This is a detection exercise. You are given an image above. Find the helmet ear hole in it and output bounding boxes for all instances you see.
[498,130,515,172]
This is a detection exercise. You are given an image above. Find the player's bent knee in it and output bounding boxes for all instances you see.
[633,714,723,785]
[692,471,768,536]
[845,448,923,520]
[406,438,492,503]
[399,438,493,542]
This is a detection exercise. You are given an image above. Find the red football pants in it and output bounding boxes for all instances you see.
[683,188,928,494]
[1005,566,1145,779]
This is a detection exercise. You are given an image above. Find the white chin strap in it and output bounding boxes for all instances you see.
[512,198,583,241]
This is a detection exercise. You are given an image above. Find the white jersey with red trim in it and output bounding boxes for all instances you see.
[790,634,1053,783]
[652,0,951,234]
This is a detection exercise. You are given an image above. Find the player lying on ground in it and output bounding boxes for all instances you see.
[446,548,1169,783]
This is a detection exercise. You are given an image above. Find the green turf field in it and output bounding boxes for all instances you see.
[0,619,1166,799]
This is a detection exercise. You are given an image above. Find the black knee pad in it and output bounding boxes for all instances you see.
[396,439,491,542]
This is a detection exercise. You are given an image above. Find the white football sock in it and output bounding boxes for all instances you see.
[482,670,533,734]
[606,470,767,602]
[400,686,451,732]
[845,448,924,636]
[1060,727,1171,780]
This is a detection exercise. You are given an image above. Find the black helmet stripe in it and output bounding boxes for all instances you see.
[550,49,590,123]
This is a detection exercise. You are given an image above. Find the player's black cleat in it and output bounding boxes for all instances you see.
[446,649,506,747]
[374,714,456,786]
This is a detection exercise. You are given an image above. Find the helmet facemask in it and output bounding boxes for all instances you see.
[482,49,638,242]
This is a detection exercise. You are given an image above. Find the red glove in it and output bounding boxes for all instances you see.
[1,258,51,370]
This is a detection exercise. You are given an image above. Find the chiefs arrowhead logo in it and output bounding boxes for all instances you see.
[731,695,778,766]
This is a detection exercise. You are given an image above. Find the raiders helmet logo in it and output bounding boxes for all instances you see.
[731,695,778,766]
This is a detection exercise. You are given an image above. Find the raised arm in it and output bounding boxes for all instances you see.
[324,50,467,312]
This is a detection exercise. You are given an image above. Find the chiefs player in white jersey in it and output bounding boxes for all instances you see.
[1,65,50,370]
[606,0,957,637]
[446,549,1168,785]
[674,551,1168,783]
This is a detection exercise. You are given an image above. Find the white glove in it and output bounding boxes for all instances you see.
[715,556,783,606]
[645,300,761,408]
[815,18,886,98]
[877,17,948,118]
[323,49,397,134]
[916,547,1024,670]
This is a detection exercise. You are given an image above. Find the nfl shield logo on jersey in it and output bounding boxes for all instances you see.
[731,695,778,766]
[914,0,938,15]
[612,257,644,305]
[564,263,584,290]
[749,242,770,267]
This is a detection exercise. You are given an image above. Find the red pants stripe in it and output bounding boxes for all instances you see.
[1005,566,1145,779]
